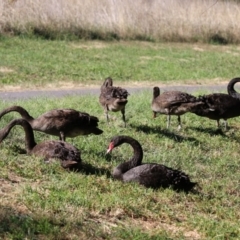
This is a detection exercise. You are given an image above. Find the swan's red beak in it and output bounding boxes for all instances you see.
[107,142,114,154]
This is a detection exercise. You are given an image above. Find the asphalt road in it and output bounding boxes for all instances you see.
[0,84,230,101]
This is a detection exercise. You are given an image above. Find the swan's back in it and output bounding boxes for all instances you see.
[120,163,196,192]
[34,109,103,137]
[193,93,240,120]
[32,140,82,168]
[152,89,197,110]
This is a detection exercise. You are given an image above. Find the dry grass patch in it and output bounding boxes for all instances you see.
[2,0,240,43]
[70,41,109,50]
[130,219,202,240]
[0,176,31,217]
[0,67,14,73]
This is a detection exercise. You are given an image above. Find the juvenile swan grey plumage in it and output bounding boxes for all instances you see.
[151,86,203,129]
[0,119,82,169]
[0,106,103,141]
[107,135,196,192]
[99,77,129,127]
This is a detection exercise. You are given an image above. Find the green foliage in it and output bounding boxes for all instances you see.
[0,91,239,239]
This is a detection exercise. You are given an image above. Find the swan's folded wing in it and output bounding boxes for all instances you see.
[138,164,195,191]
[42,109,99,128]
[122,164,171,189]
[138,164,172,188]
[33,141,81,168]
[42,109,79,120]
[159,91,197,108]
[196,93,240,116]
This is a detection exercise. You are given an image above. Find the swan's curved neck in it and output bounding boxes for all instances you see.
[102,77,113,89]
[0,106,34,122]
[105,77,113,87]
[153,87,160,99]
[227,78,240,98]
[113,137,143,178]
[0,119,37,152]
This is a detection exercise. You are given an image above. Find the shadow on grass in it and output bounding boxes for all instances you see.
[79,162,112,178]
[188,126,226,136]
[190,125,240,141]
[130,123,200,144]
[0,207,57,239]
[69,152,111,178]
[0,206,95,239]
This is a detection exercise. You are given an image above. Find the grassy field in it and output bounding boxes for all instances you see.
[1,0,240,43]
[0,90,239,239]
[0,36,240,239]
[1,37,240,89]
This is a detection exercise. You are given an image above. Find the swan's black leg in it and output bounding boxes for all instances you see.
[167,115,171,129]
[104,106,110,124]
[177,115,181,130]
[224,119,228,130]
[105,111,109,123]
[59,131,65,141]
[121,109,126,127]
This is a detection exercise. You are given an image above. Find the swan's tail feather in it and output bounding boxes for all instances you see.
[168,169,196,192]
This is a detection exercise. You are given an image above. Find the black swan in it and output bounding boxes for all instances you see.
[151,86,203,129]
[227,77,240,99]
[0,118,82,169]
[99,77,129,127]
[106,135,196,192]
[192,93,240,130]
[0,106,103,141]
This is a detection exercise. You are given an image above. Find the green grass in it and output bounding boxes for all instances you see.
[0,91,239,239]
[1,37,240,88]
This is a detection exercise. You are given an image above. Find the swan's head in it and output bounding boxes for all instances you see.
[106,135,126,153]
[107,141,115,153]
[111,88,129,100]
[107,135,135,154]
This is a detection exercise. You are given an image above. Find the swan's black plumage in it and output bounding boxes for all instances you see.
[0,118,82,169]
[192,93,240,129]
[107,135,196,192]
